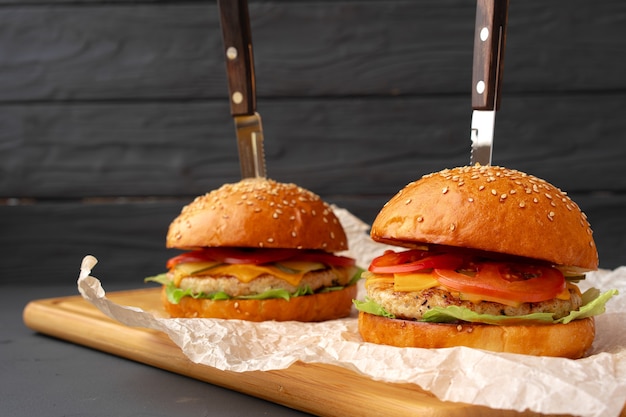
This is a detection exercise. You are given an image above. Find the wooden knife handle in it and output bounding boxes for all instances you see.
[472,0,509,111]
[218,0,256,116]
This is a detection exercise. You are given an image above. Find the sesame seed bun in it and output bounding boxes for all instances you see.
[167,178,348,252]
[359,165,599,357]
[358,312,595,359]
[371,165,598,270]
[161,178,356,322]
[163,284,357,322]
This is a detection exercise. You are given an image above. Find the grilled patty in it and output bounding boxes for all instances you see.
[176,266,356,297]
[366,279,583,320]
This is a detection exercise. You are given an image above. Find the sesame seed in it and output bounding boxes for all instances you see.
[450,223,456,231]
[533,198,539,203]
[479,185,485,191]
[442,187,449,194]
[291,231,297,237]
[545,193,553,199]
[330,232,335,239]
[500,193,507,200]
[267,238,274,243]
[519,201,526,208]
[468,197,474,203]
[417,216,424,222]
[509,189,517,195]
[491,189,497,196]
[405,198,412,205]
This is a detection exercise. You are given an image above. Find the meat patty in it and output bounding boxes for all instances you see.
[177,266,357,297]
[366,279,583,320]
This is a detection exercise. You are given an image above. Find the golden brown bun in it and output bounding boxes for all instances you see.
[167,178,348,252]
[371,165,598,270]
[358,312,595,359]
[162,284,357,322]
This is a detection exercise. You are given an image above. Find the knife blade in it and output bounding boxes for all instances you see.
[218,0,266,178]
[470,0,509,166]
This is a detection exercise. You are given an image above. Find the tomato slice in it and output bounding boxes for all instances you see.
[166,248,300,269]
[434,262,566,303]
[369,249,463,274]
[166,248,355,269]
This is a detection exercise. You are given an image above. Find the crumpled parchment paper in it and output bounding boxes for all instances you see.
[77,207,626,417]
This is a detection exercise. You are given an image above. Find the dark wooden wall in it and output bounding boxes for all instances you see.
[2,0,626,286]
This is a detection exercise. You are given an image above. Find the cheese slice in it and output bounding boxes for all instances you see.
[364,274,394,289]
[175,261,325,287]
[393,272,440,292]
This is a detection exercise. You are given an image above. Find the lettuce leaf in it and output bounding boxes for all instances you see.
[144,267,363,305]
[557,288,618,324]
[353,288,618,325]
[352,297,395,318]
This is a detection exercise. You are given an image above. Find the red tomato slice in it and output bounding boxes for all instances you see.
[166,248,301,269]
[434,262,566,303]
[369,249,463,274]
[167,248,356,269]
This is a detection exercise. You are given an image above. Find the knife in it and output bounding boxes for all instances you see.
[218,0,266,178]
[470,0,509,166]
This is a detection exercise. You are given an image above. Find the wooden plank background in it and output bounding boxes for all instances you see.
[1,0,625,285]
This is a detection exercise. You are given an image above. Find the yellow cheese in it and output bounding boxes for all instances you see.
[556,282,578,300]
[173,261,220,286]
[175,261,325,286]
[458,292,522,308]
[364,274,394,289]
[393,272,440,292]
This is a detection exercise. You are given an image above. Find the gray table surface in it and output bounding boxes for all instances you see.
[2,284,311,417]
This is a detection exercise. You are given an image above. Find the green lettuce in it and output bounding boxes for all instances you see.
[145,266,363,305]
[353,288,618,325]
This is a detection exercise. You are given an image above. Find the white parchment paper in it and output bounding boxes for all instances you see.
[77,207,626,417]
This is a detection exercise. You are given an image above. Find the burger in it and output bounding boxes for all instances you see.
[354,165,617,358]
[147,178,360,321]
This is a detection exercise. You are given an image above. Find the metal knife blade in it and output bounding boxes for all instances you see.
[470,0,509,166]
[218,0,266,178]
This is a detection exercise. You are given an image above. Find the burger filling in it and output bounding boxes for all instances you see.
[146,247,361,304]
[354,247,617,325]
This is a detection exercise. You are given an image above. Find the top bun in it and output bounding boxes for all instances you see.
[371,165,598,270]
[167,178,348,252]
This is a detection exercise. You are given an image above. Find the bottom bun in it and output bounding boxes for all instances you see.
[358,312,595,359]
[163,285,358,322]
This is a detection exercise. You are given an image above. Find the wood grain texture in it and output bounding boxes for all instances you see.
[1,193,625,286]
[25,288,625,416]
[1,1,625,101]
[1,0,626,283]
[2,94,625,198]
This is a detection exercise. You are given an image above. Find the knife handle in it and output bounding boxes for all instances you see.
[472,0,509,111]
[218,0,256,116]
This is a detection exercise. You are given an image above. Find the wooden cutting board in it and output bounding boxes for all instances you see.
[22,288,625,417]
